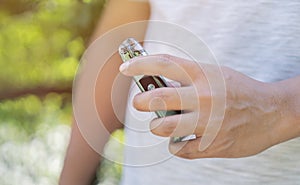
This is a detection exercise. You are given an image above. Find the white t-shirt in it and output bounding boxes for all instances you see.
[120,0,300,184]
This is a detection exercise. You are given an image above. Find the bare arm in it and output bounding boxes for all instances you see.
[271,75,300,145]
[59,1,150,184]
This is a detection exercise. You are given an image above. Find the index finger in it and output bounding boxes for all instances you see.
[119,54,204,86]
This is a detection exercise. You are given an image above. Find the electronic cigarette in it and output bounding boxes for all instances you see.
[118,38,196,143]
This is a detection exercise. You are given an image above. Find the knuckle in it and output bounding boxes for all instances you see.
[150,89,169,100]
[148,90,168,110]
[156,54,174,67]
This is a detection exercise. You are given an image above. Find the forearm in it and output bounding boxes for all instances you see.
[59,122,104,185]
[59,0,150,184]
[272,75,300,144]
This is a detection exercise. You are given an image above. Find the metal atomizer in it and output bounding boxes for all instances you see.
[118,38,196,143]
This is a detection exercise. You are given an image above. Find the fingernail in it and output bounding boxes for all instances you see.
[119,62,129,72]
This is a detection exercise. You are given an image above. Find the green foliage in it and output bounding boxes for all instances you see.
[0,0,106,131]
[0,93,72,139]
[0,0,105,92]
[0,1,124,184]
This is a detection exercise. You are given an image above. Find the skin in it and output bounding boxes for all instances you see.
[60,0,300,184]
[59,0,150,184]
[119,54,300,159]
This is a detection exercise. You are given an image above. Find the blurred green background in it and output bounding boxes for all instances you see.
[0,0,122,184]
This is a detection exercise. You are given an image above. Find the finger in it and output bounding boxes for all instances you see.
[150,112,206,137]
[133,86,198,111]
[119,54,204,85]
[166,80,181,88]
[168,137,213,159]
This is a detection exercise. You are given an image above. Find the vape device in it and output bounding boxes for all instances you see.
[118,38,196,143]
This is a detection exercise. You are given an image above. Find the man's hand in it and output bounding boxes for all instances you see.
[119,54,300,159]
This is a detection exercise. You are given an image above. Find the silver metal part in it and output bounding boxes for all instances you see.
[118,38,196,143]
[147,84,156,91]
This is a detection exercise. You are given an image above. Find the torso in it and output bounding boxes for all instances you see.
[121,1,300,184]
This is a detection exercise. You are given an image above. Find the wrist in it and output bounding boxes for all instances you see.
[270,80,300,145]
